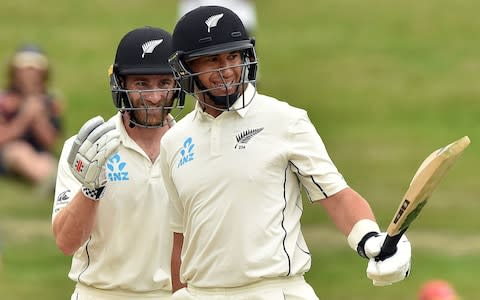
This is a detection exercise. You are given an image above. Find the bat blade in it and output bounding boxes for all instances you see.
[376,136,470,261]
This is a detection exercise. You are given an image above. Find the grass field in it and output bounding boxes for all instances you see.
[1,0,479,298]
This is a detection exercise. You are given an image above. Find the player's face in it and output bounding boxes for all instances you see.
[188,51,244,97]
[124,74,176,127]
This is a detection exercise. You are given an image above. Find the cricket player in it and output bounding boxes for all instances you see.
[52,26,183,299]
[159,6,412,299]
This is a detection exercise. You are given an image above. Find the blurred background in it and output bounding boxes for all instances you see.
[0,0,478,298]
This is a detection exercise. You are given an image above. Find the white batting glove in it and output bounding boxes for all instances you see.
[363,233,411,286]
[67,116,120,200]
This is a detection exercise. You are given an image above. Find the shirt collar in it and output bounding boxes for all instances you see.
[114,112,133,146]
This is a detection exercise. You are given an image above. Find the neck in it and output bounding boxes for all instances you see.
[197,93,227,118]
[123,117,169,162]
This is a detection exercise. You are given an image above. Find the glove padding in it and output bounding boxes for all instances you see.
[364,233,411,286]
[67,116,120,190]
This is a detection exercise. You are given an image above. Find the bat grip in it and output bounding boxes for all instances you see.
[375,228,408,261]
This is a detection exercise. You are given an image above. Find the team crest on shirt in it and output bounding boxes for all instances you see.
[178,137,195,168]
[235,128,264,149]
[107,153,129,182]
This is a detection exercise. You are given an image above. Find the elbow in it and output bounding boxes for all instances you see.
[52,215,80,256]
[52,210,88,256]
[54,229,80,255]
[55,238,78,256]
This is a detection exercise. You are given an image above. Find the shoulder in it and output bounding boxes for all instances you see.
[0,92,22,119]
[162,111,196,145]
[253,92,307,121]
[57,135,77,163]
[107,113,120,124]
[46,89,64,102]
[0,90,20,106]
[45,91,65,116]
[167,111,196,134]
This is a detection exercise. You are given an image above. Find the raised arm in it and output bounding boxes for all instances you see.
[319,187,411,286]
[52,116,120,255]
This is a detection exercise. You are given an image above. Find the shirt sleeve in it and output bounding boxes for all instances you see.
[51,136,81,222]
[159,142,184,233]
[288,110,348,202]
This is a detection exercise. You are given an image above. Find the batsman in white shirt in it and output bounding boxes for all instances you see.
[160,6,412,299]
[52,26,184,299]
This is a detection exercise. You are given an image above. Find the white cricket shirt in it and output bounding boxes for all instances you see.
[52,113,172,293]
[159,84,348,288]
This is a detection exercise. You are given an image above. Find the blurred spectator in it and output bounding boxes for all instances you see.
[0,44,63,187]
[177,0,257,35]
[418,279,460,300]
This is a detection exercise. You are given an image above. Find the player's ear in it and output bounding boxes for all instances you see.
[109,64,127,109]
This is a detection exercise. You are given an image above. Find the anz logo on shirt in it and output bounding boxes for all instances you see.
[107,153,129,182]
[178,137,195,168]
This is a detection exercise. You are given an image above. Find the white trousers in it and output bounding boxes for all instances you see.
[172,276,319,300]
[71,283,172,300]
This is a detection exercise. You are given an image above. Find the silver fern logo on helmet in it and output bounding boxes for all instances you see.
[205,13,224,33]
[141,39,163,58]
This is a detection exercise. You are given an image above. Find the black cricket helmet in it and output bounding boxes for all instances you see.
[169,5,258,110]
[110,26,184,128]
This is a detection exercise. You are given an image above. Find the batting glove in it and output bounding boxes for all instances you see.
[67,116,120,200]
[363,233,411,286]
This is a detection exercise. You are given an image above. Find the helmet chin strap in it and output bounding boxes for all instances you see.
[121,111,137,128]
[119,94,138,128]
[194,78,239,108]
[212,93,239,106]
[128,115,136,128]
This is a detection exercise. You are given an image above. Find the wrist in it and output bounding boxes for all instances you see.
[81,186,106,201]
[347,219,380,258]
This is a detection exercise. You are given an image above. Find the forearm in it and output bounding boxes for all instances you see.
[30,116,59,150]
[52,191,99,255]
[0,115,32,145]
[171,232,186,292]
[320,187,376,236]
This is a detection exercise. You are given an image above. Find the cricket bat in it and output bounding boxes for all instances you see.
[376,136,471,261]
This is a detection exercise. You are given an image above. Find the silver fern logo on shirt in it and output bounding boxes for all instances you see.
[235,128,264,149]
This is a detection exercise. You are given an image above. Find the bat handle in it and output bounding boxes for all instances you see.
[375,228,408,261]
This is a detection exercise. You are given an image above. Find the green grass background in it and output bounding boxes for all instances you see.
[0,0,478,299]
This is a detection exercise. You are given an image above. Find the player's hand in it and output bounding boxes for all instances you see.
[20,96,45,121]
[363,233,411,286]
[67,116,120,198]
